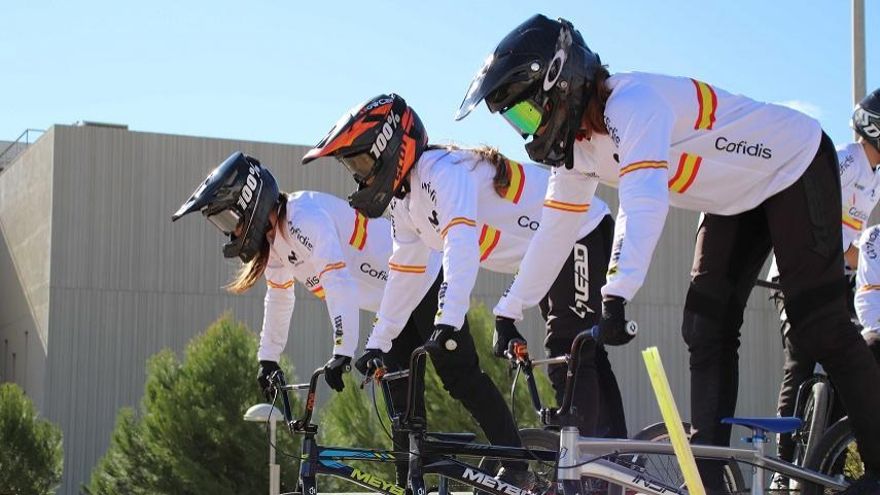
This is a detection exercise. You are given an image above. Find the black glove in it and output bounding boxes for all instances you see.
[355,348,386,376]
[323,355,351,392]
[257,360,282,402]
[493,317,527,358]
[864,332,880,364]
[425,324,459,354]
[598,296,636,346]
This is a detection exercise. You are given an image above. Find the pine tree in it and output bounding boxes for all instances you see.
[85,315,299,495]
[0,383,63,495]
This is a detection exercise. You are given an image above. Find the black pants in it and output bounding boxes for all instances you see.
[774,284,880,462]
[385,273,525,483]
[682,133,880,488]
[541,215,627,438]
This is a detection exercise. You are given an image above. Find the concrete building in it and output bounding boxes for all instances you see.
[0,123,787,494]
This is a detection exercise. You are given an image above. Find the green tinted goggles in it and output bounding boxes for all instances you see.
[502,100,544,136]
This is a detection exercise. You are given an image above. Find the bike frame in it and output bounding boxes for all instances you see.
[512,330,850,494]
[270,351,557,495]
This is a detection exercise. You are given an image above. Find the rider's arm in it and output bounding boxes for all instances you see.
[601,83,675,301]
[258,261,297,362]
[296,210,361,358]
[368,202,435,352]
[494,166,599,320]
[855,226,880,335]
[431,162,481,329]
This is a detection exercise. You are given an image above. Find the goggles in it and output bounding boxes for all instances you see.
[205,208,242,235]
[502,99,544,137]
[339,152,378,184]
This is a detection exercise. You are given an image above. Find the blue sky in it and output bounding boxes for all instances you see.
[1,1,877,162]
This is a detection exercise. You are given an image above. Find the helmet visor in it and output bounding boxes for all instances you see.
[340,151,377,183]
[502,99,544,137]
[206,208,242,235]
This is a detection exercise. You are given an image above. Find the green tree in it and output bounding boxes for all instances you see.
[317,303,553,491]
[0,383,63,495]
[85,314,299,495]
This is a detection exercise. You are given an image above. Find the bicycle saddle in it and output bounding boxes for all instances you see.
[721,416,803,434]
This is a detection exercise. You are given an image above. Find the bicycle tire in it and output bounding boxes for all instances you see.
[631,422,746,494]
[801,417,862,495]
[796,380,832,467]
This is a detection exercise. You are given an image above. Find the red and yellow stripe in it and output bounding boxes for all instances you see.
[319,261,346,278]
[500,160,525,204]
[668,153,703,193]
[842,215,863,231]
[441,217,477,237]
[388,262,427,274]
[619,160,668,177]
[543,199,590,213]
[859,284,880,293]
[478,225,501,261]
[309,285,326,299]
[692,79,718,130]
[267,279,294,290]
[349,211,369,250]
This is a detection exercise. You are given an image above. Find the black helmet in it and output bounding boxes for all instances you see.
[302,94,428,218]
[853,88,880,152]
[455,14,602,168]
[172,151,280,262]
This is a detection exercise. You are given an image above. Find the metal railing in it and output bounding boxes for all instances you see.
[0,128,46,172]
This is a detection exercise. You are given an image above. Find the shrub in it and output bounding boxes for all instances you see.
[0,382,63,495]
[85,315,299,495]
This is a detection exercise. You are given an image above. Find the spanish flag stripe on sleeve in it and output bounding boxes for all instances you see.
[440,217,477,237]
[502,161,526,204]
[692,79,717,130]
[310,286,326,299]
[668,153,702,193]
[859,284,880,293]
[543,199,590,213]
[267,279,294,290]
[348,211,369,250]
[619,160,668,177]
[478,224,501,261]
[388,262,427,274]
[319,262,346,278]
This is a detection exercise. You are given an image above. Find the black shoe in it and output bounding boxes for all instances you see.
[840,472,880,495]
[496,468,537,492]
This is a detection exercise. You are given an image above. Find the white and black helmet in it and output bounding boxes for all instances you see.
[172,151,280,262]
[853,88,880,152]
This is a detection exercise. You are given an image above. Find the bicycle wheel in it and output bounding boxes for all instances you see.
[631,422,746,494]
[801,417,863,495]
[473,428,560,495]
[794,380,832,467]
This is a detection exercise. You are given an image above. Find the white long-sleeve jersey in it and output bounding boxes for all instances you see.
[840,142,880,250]
[520,71,822,301]
[367,148,610,351]
[258,191,440,361]
[855,225,880,336]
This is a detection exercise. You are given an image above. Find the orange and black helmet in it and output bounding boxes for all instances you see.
[302,94,428,218]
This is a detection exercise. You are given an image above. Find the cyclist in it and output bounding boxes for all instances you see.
[455,14,880,493]
[302,92,625,475]
[771,87,880,486]
[854,225,880,361]
[171,151,443,485]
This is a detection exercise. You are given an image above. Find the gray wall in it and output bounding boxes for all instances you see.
[0,129,54,410]
[0,124,789,494]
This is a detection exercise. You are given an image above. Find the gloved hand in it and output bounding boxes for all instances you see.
[323,355,352,392]
[493,316,527,358]
[425,324,459,354]
[864,331,880,363]
[598,296,636,346]
[257,360,282,402]
[355,348,386,376]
